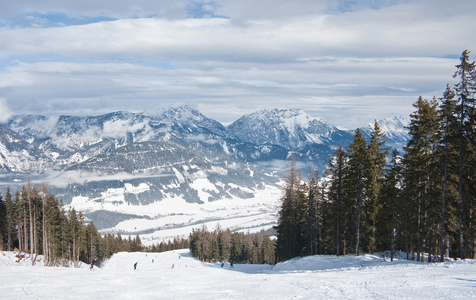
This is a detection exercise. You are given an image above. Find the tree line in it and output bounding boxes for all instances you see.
[0,183,143,266]
[146,236,190,253]
[0,181,274,266]
[275,50,476,262]
[189,225,275,264]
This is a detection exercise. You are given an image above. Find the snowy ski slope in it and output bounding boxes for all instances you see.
[1,249,475,299]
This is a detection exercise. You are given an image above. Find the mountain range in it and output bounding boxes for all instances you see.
[0,106,409,239]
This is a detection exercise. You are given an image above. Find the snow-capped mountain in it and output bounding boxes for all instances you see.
[360,116,410,151]
[0,124,50,173]
[0,106,410,238]
[227,108,353,150]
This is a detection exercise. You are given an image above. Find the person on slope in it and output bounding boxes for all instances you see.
[90,259,96,270]
[134,262,138,270]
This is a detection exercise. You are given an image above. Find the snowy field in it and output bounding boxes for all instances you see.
[1,249,475,299]
[70,184,283,246]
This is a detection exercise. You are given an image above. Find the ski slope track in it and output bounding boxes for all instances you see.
[1,249,475,299]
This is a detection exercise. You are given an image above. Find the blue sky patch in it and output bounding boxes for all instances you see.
[3,13,116,28]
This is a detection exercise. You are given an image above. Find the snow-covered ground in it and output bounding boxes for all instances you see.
[73,184,283,246]
[1,249,475,299]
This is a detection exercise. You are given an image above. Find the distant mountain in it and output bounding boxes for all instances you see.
[227,108,353,150]
[0,123,50,173]
[360,116,410,152]
[0,106,410,234]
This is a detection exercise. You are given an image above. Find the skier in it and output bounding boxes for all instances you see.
[221,262,224,268]
[172,263,175,269]
[134,262,138,270]
[90,259,96,270]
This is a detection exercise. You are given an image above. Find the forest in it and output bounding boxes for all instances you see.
[275,50,476,263]
[189,225,275,264]
[0,183,144,266]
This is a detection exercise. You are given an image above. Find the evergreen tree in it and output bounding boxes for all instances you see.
[403,97,440,261]
[217,228,232,262]
[275,155,303,261]
[325,146,348,255]
[230,231,243,263]
[378,149,402,260]
[3,188,17,251]
[304,171,321,255]
[453,50,476,259]
[347,128,370,256]
[437,84,458,261]
[366,121,390,253]
[0,192,5,250]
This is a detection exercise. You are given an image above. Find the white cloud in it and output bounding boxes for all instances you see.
[0,98,12,123]
[2,4,474,61]
[0,0,475,128]
[44,170,172,188]
[103,119,148,139]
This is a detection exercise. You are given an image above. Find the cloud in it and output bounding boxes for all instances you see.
[2,3,474,61]
[0,98,12,123]
[0,0,475,128]
[103,119,148,139]
[43,170,172,188]
[0,54,457,127]
[0,0,190,21]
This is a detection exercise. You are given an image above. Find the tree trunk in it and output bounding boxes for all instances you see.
[440,136,449,262]
[355,174,363,256]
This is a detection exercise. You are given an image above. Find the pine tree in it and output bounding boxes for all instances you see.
[217,228,232,262]
[0,192,6,250]
[378,149,402,260]
[366,121,390,253]
[68,208,81,265]
[325,146,348,255]
[305,171,321,255]
[403,97,440,261]
[453,50,476,259]
[230,231,243,263]
[18,187,29,253]
[437,84,458,261]
[347,128,370,256]
[3,188,17,251]
[276,158,302,260]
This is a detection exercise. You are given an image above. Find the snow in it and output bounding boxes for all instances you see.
[1,249,475,299]
[105,184,281,245]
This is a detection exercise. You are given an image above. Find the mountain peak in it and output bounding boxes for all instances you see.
[227,108,345,149]
[160,105,205,123]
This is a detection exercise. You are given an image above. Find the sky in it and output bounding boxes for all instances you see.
[0,0,475,128]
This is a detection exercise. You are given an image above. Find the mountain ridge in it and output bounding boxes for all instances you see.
[0,106,409,237]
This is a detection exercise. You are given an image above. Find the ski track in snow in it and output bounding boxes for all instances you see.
[1,249,476,299]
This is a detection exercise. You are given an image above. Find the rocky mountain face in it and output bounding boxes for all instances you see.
[228,108,352,149]
[0,106,409,231]
[360,116,410,151]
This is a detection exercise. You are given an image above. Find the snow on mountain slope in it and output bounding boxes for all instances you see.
[92,183,282,246]
[0,124,50,173]
[0,106,410,236]
[1,249,475,299]
[227,108,353,149]
[361,116,410,151]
